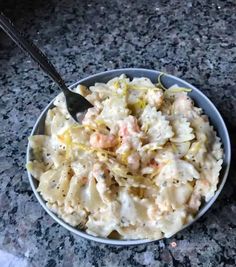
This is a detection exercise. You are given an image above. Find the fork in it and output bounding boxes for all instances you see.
[0,12,93,122]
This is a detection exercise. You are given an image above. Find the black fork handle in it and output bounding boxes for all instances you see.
[0,12,69,94]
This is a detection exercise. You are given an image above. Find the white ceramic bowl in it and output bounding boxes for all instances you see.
[26,68,231,245]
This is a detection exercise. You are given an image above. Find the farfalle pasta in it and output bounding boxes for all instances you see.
[27,74,223,239]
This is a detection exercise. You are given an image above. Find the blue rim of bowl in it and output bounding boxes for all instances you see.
[26,68,231,245]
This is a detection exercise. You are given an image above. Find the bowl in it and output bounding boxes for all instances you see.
[26,68,231,245]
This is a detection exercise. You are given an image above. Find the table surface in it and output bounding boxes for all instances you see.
[0,0,236,266]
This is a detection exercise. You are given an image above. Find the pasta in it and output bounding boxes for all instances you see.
[27,75,223,240]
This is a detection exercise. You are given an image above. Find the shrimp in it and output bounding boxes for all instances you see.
[90,132,118,148]
[117,116,143,166]
[118,115,140,138]
[117,116,143,170]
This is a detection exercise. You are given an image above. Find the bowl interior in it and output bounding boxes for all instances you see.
[27,68,231,245]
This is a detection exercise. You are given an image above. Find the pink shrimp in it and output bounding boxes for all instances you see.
[90,132,118,148]
[118,116,140,138]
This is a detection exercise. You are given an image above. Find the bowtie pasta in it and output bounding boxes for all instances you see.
[27,74,223,240]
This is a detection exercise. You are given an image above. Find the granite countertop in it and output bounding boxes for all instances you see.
[0,0,236,266]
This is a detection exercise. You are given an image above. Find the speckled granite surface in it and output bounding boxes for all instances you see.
[0,0,236,266]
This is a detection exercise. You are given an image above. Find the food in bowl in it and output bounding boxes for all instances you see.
[27,74,223,240]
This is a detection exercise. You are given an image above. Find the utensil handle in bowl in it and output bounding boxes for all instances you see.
[0,12,69,94]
